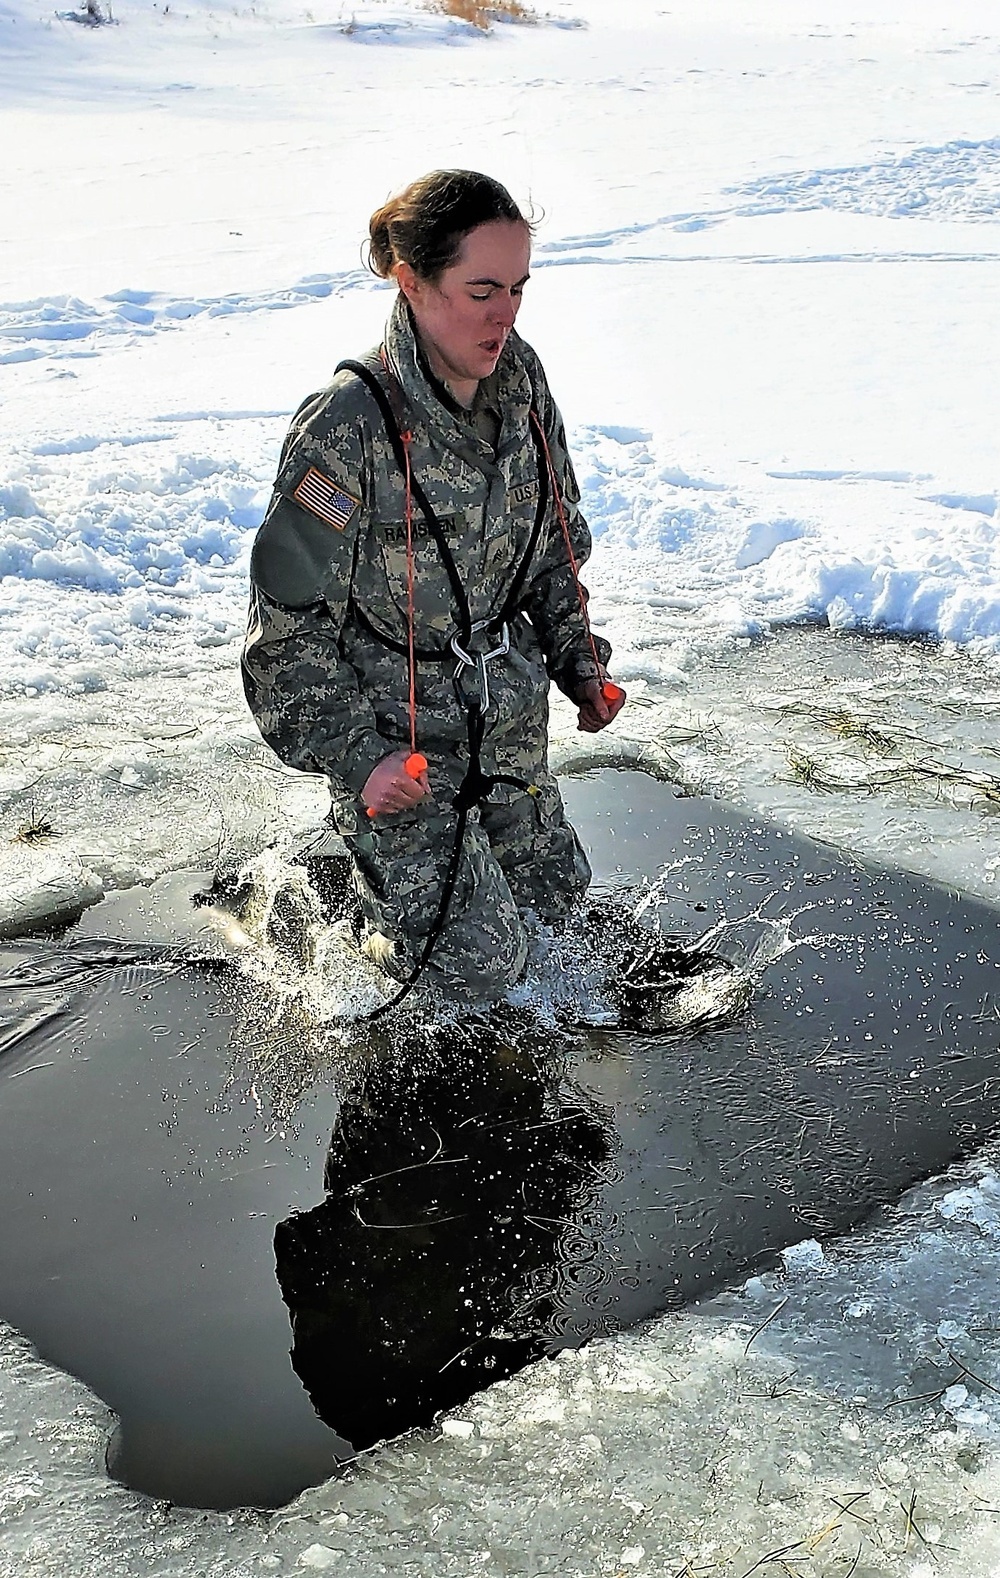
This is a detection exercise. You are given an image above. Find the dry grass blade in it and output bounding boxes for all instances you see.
[12,804,57,845]
[785,747,834,792]
[772,700,927,750]
[782,735,1000,813]
[783,747,874,793]
[664,721,725,750]
[942,1347,1000,1397]
[821,708,899,754]
[804,1507,843,1550]
[739,1539,807,1578]
[900,1489,937,1560]
[882,1381,952,1410]
[426,0,534,28]
[829,1493,872,1528]
[740,1367,798,1400]
[905,759,1000,808]
[743,1295,789,1354]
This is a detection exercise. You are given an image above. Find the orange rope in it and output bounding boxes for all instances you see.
[530,410,607,683]
[401,430,418,757]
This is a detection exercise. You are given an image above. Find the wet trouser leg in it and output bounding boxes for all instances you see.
[335,772,590,1005]
[478,771,591,924]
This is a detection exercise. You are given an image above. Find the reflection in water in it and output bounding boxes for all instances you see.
[274,1022,615,1450]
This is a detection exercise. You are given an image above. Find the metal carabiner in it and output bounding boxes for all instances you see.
[450,621,510,715]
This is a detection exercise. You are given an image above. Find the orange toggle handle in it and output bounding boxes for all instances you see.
[367,753,428,818]
[602,682,624,704]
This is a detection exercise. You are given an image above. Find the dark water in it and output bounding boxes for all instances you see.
[0,771,999,1509]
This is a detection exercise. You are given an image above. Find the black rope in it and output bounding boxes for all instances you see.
[365,795,472,1021]
[336,358,473,646]
[334,353,549,1020]
[350,600,449,663]
[364,704,540,1021]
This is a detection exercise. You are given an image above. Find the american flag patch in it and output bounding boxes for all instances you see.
[292,467,361,532]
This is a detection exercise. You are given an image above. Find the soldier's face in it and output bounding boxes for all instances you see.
[399,219,532,390]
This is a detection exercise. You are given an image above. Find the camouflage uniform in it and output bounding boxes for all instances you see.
[242,295,610,1004]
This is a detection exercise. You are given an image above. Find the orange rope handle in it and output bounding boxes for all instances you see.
[401,430,418,758]
[368,435,421,817]
[531,410,610,688]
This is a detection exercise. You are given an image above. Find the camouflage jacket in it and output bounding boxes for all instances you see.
[242,295,610,801]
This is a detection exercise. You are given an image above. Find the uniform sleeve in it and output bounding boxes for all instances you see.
[517,355,612,698]
[241,388,390,799]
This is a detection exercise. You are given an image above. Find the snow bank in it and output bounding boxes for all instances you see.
[2,407,1000,699]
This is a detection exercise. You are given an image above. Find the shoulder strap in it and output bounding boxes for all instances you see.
[336,356,473,646]
[495,411,549,625]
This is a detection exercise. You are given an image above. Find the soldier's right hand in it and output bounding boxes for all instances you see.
[362,750,431,817]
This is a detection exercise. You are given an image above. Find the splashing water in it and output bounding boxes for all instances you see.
[510,877,827,1035]
[203,838,835,1104]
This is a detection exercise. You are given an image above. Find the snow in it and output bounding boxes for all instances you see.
[3,0,1000,925]
[4,0,1000,1567]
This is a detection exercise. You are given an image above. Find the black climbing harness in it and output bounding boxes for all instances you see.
[335,354,550,1019]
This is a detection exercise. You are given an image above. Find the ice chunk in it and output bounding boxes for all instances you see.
[441,1419,476,1440]
[781,1237,825,1271]
[298,1547,342,1570]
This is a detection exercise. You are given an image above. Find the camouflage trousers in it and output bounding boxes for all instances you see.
[334,770,591,1006]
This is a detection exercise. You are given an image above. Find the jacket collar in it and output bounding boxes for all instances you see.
[382,294,534,462]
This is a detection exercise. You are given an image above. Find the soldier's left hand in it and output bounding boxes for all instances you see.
[575,677,627,733]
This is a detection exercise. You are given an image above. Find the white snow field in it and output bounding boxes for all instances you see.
[3,0,1000,1572]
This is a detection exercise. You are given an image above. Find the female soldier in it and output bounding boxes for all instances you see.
[242,170,625,1008]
